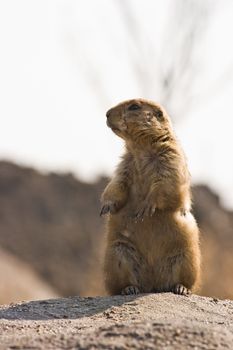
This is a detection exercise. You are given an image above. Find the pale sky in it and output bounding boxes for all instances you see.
[0,0,233,208]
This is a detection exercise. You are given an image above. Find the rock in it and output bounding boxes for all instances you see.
[0,161,233,300]
[0,248,59,304]
[0,293,232,349]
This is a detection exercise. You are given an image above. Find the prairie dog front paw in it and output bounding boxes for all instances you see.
[134,201,157,221]
[100,200,120,216]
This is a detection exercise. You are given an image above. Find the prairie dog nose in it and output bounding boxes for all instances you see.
[106,109,113,118]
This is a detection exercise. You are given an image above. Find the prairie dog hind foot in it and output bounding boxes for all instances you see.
[172,284,191,296]
[121,285,141,295]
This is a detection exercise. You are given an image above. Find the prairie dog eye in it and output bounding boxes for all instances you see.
[128,103,141,111]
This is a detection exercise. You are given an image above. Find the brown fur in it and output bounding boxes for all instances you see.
[101,98,201,295]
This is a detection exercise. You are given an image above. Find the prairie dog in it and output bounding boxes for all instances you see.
[101,98,200,295]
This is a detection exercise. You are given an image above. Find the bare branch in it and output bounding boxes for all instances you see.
[116,0,215,121]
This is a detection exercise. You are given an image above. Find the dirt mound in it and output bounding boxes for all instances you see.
[0,294,232,349]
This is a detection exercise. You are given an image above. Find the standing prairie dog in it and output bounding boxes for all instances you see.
[101,98,201,296]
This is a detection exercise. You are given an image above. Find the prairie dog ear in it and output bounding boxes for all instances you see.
[153,107,164,121]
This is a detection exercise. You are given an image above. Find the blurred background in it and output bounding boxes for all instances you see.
[0,0,233,304]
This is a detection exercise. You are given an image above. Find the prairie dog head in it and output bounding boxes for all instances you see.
[106,98,172,142]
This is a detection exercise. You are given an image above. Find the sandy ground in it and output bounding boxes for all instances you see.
[0,293,232,349]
